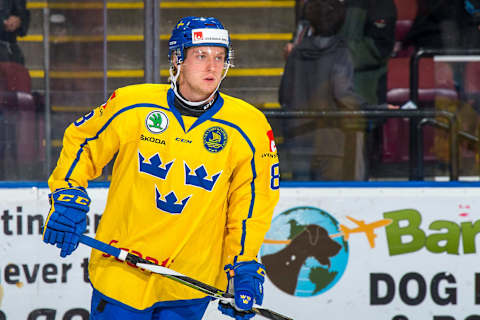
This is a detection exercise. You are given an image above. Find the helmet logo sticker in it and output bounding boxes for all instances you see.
[193,31,203,41]
[191,28,229,46]
[146,110,169,134]
[203,127,228,153]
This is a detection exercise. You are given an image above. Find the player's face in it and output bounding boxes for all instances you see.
[178,46,226,102]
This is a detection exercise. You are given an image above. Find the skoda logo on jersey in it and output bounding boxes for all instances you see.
[146,110,169,134]
[203,127,227,153]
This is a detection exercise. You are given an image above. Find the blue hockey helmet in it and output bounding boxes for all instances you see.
[168,16,231,64]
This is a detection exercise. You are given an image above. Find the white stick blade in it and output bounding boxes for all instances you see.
[136,263,186,277]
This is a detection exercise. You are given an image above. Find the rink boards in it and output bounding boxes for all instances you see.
[1,182,480,320]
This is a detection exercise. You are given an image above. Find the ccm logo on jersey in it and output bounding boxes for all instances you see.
[267,130,276,152]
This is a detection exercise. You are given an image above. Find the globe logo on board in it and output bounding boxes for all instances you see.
[260,206,349,297]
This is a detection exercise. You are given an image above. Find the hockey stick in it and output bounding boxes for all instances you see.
[79,235,294,320]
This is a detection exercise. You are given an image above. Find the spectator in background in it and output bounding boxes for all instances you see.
[279,0,396,181]
[340,0,397,179]
[401,1,480,174]
[402,0,457,51]
[450,0,480,103]
[452,0,480,173]
[283,0,309,60]
[461,0,480,105]
[401,0,480,51]
[460,0,480,49]
[341,0,397,105]
[0,0,29,65]
[401,0,480,100]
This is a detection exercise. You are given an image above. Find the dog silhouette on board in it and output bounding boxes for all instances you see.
[262,223,341,295]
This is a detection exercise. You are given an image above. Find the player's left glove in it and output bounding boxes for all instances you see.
[42,187,90,258]
[218,260,265,320]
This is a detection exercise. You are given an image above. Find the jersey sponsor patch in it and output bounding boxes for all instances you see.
[104,91,116,109]
[203,126,227,153]
[100,91,117,112]
[267,130,277,152]
[145,110,169,134]
[140,134,166,145]
[261,152,278,159]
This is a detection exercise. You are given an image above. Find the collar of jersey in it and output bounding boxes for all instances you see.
[167,88,224,133]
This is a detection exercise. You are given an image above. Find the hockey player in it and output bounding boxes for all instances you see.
[42,16,280,320]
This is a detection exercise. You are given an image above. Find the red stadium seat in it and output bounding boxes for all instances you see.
[386,57,457,108]
[386,57,438,105]
[0,62,42,176]
[0,62,31,93]
[464,61,480,95]
[394,0,418,20]
[395,20,414,44]
[462,61,480,160]
[382,57,458,163]
[393,0,418,57]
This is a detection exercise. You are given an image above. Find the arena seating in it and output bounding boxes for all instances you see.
[392,0,417,57]
[383,55,458,163]
[20,1,292,165]
[18,1,471,179]
[464,62,480,102]
[382,0,459,166]
[0,62,43,179]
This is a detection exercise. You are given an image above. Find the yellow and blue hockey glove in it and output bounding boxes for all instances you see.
[218,261,265,320]
[43,187,90,258]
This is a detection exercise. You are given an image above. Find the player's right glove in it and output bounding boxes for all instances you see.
[42,187,90,258]
[218,260,265,320]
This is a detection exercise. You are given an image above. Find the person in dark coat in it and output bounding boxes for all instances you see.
[340,0,397,179]
[279,0,394,181]
[341,0,397,105]
[0,0,30,65]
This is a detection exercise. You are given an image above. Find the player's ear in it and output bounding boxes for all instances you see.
[170,52,180,75]
[172,53,179,67]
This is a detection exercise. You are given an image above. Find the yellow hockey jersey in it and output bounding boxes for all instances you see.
[48,84,280,310]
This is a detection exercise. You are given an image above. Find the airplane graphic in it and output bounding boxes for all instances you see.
[263,216,392,249]
[335,216,392,248]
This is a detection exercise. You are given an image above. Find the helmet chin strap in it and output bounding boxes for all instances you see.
[169,63,231,108]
